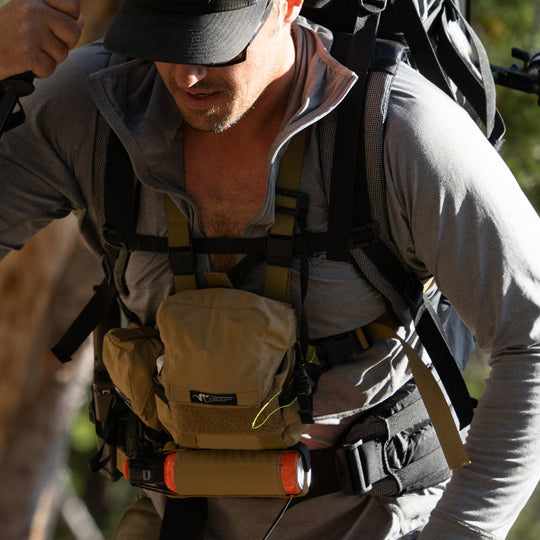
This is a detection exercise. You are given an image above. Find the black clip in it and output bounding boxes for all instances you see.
[349,223,378,249]
[102,224,132,250]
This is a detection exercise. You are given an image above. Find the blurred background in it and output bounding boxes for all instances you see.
[0,0,538,539]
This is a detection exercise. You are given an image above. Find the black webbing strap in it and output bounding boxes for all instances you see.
[352,180,477,430]
[390,0,455,99]
[326,13,380,261]
[383,0,503,145]
[333,26,477,431]
[415,301,476,428]
[159,498,208,540]
[301,0,364,34]
[51,123,138,362]
[51,279,117,363]
[100,130,139,249]
[436,4,505,145]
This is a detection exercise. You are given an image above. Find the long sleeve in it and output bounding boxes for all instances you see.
[0,43,110,261]
[384,63,540,539]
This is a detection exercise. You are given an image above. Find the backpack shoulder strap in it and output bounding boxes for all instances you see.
[320,37,477,429]
[52,53,139,363]
[325,12,382,261]
[321,38,417,320]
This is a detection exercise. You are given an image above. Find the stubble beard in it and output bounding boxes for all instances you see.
[177,84,254,134]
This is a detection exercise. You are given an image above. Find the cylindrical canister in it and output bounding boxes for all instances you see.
[163,448,310,497]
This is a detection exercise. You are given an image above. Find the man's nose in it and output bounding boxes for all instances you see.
[171,64,209,88]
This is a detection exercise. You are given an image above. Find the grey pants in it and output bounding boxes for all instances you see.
[114,481,447,540]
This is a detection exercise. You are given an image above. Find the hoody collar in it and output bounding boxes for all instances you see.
[87,18,357,196]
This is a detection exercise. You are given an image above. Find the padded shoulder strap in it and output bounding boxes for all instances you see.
[320,38,477,429]
[326,13,381,261]
[52,53,138,362]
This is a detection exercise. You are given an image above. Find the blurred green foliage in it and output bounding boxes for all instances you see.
[472,0,540,210]
[54,407,136,539]
[54,0,540,538]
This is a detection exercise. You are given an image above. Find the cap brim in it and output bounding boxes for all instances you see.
[104,0,268,65]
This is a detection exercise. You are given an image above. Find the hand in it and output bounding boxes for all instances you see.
[0,0,84,80]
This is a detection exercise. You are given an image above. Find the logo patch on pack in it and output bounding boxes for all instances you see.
[190,390,238,406]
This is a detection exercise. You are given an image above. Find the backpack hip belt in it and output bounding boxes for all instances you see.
[308,381,453,499]
[119,378,451,499]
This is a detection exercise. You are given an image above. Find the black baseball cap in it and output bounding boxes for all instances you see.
[104,0,270,65]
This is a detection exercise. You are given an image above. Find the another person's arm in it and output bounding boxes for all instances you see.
[0,0,83,80]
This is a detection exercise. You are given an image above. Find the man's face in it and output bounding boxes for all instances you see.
[155,5,293,133]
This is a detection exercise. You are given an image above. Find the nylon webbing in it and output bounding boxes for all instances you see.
[164,196,196,292]
[263,130,307,302]
[393,445,448,492]
[437,6,505,145]
[394,0,454,99]
[367,322,470,470]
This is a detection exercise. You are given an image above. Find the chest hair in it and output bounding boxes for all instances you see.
[185,150,268,272]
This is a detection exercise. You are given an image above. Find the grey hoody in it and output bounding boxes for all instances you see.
[0,17,538,540]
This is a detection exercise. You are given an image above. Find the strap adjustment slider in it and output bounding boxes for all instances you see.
[335,439,374,495]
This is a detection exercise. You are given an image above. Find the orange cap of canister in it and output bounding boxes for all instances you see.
[123,461,130,480]
[163,453,178,494]
[280,450,304,496]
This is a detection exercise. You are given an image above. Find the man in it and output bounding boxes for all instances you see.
[0,0,83,80]
[0,0,539,538]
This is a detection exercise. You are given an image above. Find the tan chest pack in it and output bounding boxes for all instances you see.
[103,285,304,451]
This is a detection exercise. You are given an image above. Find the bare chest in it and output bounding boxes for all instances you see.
[185,154,268,271]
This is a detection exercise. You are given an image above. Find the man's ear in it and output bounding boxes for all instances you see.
[283,0,303,24]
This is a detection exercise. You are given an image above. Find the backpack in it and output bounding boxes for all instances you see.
[52,0,497,485]
[303,0,505,147]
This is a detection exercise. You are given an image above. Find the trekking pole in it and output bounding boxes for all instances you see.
[0,72,34,138]
[491,48,540,105]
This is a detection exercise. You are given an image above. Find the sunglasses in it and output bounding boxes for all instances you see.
[203,1,274,68]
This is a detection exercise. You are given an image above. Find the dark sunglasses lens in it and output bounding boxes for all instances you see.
[210,48,247,68]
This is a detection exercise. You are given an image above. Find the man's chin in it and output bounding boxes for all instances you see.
[182,109,245,134]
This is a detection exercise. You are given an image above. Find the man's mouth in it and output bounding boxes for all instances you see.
[182,89,221,110]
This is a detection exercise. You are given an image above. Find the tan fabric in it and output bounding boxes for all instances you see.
[103,324,164,431]
[114,493,161,540]
[155,288,303,450]
[167,448,309,497]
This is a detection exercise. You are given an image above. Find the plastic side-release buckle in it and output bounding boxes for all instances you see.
[127,455,174,495]
[335,439,374,495]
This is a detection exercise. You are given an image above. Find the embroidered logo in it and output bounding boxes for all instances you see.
[190,390,237,405]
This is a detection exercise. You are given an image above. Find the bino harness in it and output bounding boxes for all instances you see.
[89,128,468,504]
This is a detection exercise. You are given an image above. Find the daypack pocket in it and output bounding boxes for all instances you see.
[102,325,163,432]
[155,288,303,450]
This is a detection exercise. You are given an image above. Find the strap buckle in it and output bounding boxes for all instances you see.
[359,0,387,14]
[127,455,176,496]
[335,439,375,495]
[102,224,132,250]
[349,223,378,249]
[275,187,309,220]
[266,235,295,267]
